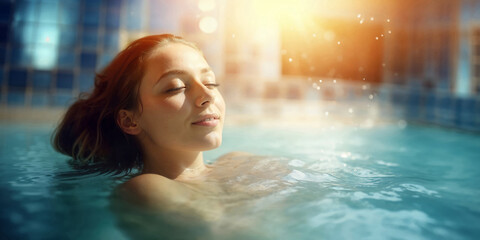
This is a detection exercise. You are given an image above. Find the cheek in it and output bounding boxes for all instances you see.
[142,95,185,113]
[216,93,226,114]
[159,96,186,113]
[139,95,187,128]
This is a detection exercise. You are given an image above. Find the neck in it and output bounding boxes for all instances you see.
[141,147,207,180]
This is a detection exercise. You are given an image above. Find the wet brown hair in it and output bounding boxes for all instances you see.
[52,34,200,174]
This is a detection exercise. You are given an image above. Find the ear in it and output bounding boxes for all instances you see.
[117,109,141,135]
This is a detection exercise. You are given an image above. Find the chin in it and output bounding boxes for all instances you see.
[196,133,222,151]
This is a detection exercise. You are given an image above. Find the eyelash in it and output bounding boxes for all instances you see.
[166,83,220,93]
[166,86,186,93]
[205,83,220,89]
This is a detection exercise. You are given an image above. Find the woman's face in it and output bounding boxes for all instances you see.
[134,43,225,152]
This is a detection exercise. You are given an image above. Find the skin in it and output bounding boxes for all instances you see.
[116,43,228,219]
[114,43,290,224]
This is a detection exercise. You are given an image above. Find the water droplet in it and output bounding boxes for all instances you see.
[357,14,361,18]
[381,34,384,37]
[375,36,379,40]
[388,30,392,34]
[325,111,329,116]
[316,86,321,90]
[370,17,374,21]
[312,33,317,38]
[369,94,374,100]
[382,63,386,67]
[362,77,366,81]
[333,79,337,83]
[360,19,364,24]
[288,58,293,62]
[362,85,368,90]
[232,34,236,38]
[387,19,391,23]
[349,108,354,113]
[318,79,322,83]
[337,41,341,45]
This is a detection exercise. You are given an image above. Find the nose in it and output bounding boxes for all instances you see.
[195,84,215,107]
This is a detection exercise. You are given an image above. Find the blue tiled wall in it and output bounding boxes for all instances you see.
[383,86,480,132]
[0,0,190,108]
[0,0,119,107]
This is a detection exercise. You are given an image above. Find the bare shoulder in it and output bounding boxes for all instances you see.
[115,174,224,221]
[218,151,253,160]
[117,174,187,207]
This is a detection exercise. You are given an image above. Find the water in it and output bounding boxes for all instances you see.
[1,123,479,239]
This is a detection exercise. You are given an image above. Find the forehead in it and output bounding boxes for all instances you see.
[146,43,207,71]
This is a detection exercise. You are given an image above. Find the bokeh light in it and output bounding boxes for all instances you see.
[198,0,215,12]
[199,16,218,33]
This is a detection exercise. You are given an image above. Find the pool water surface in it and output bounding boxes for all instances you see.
[0,123,479,240]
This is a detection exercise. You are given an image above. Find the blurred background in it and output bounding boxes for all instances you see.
[0,0,479,131]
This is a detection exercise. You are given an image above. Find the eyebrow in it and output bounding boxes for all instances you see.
[156,67,213,84]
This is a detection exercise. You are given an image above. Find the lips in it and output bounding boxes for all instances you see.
[192,113,220,127]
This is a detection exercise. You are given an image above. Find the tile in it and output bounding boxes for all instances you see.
[9,46,32,67]
[104,0,122,11]
[9,21,35,45]
[103,30,119,51]
[12,0,37,22]
[58,28,78,48]
[53,91,73,107]
[57,49,77,68]
[32,70,52,90]
[31,43,57,70]
[0,24,8,43]
[98,52,115,70]
[81,28,98,50]
[80,51,97,69]
[435,95,454,126]
[84,0,102,10]
[38,1,59,24]
[79,70,94,92]
[7,68,28,89]
[105,9,120,29]
[7,90,25,106]
[56,70,74,89]
[0,1,13,23]
[82,7,100,28]
[424,93,436,122]
[58,1,80,26]
[455,97,475,129]
[406,91,421,119]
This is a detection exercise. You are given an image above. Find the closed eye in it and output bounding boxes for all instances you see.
[166,86,186,93]
[205,83,220,89]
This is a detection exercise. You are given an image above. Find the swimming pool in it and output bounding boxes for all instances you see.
[1,122,479,240]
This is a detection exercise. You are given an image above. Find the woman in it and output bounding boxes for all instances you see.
[53,34,289,224]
